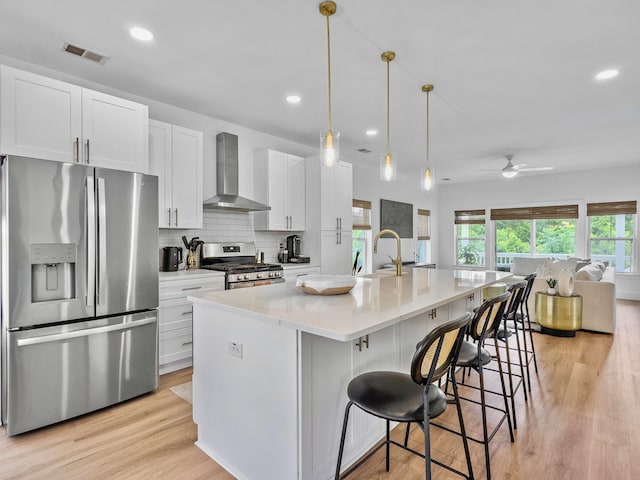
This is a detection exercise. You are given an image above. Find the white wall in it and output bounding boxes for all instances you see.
[437,165,640,300]
[350,160,439,270]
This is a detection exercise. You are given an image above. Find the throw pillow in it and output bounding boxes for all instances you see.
[575,262,605,281]
[542,258,578,278]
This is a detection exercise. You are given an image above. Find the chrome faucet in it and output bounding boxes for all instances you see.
[373,229,402,276]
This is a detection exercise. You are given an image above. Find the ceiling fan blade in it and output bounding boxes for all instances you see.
[512,163,528,170]
[518,166,554,172]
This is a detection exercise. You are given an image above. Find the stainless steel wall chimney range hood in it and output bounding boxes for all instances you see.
[203,132,271,212]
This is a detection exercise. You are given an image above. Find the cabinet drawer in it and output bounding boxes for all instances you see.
[159,327,193,363]
[159,304,192,331]
[159,278,224,300]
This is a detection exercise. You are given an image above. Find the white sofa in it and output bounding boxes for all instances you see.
[505,257,616,334]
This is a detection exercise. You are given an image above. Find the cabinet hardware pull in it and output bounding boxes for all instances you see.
[429,309,437,319]
[181,311,192,316]
[181,286,202,291]
[175,208,178,226]
[355,334,370,351]
[336,217,339,230]
[336,231,339,245]
[339,217,342,230]
[85,139,90,164]
[468,293,475,301]
[182,341,193,346]
[168,208,172,226]
[74,137,80,162]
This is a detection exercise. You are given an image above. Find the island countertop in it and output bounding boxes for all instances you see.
[189,268,511,341]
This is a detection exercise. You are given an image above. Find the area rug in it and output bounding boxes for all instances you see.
[169,381,192,404]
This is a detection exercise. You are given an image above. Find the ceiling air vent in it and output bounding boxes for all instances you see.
[357,148,372,154]
[61,42,110,65]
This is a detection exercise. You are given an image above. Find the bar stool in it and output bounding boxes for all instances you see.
[514,273,539,392]
[454,292,513,480]
[334,313,474,480]
[492,281,528,429]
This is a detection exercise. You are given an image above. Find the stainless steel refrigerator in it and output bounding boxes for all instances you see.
[1,155,159,436]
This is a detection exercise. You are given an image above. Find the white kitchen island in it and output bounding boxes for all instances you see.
[189,268,511,480]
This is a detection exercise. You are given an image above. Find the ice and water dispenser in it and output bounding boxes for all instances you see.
[30,244,76,302]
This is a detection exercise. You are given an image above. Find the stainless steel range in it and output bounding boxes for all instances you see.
[200,242,284,289]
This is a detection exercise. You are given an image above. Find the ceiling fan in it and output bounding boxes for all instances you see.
[498,154,554,178]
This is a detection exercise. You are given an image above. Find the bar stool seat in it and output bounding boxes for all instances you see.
[347,371,447,422]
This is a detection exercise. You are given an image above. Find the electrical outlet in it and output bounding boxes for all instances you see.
[228,341,243,359]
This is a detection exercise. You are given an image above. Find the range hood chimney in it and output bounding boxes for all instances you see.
[203,132,270,212]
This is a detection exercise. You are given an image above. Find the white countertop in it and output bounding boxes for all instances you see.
[159,269,225,281]
[280,263,321,270]
[189,268,511,341]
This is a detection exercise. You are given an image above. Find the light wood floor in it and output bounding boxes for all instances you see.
[1,300,638,480]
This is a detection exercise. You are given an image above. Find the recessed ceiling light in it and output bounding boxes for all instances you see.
[130,27,154,42]
[595,69,619,80]
[286,95,301,104]
[365,129,378,136]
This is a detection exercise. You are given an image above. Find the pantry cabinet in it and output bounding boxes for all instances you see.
[253,149,306,231]
[0,65,148,172]
[305,157,353,275]
[158,272,225,374]
[149,120,203,229]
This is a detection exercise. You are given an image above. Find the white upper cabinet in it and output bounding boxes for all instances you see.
[254,149,306,231]
[80,89,148,172]
[149,120,203,229]
[0,65,148,173]
[320,161,353,232]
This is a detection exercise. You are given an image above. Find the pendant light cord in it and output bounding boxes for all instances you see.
[426,88,429,166]
[386,58,390,156]
[326,15,332,132]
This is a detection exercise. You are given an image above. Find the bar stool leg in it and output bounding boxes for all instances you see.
[335,401,354,480]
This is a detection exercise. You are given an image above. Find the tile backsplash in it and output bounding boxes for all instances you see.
[159,210,291,263]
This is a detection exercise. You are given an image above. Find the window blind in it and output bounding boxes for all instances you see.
[490,204,578,220]
[417,209,430,240]
[352,199,372,230]
[587,201,637,216]
[454,209,485,225]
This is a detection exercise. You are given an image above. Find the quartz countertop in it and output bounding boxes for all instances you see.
[189,268,511,341]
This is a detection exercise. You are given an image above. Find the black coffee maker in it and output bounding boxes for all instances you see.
[285,235,309,263]
[160,246,183,271]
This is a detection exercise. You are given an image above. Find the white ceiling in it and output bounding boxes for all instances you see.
[1,0,639,184]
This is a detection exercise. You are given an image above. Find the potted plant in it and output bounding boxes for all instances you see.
[458,245,479,265]
[546,278,557,295]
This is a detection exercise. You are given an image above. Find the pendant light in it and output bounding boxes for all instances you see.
[319,1,339,167]
[380,51,397,182]
[421,84,434,191]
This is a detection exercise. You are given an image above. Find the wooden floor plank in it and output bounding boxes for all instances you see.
[0,300,638,479]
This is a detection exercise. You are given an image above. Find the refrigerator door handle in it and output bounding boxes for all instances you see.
[97,177,107,305]
[16,316,157,347]
[86,176,96,306]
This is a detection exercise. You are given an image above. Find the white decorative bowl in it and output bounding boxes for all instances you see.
[296,274,356,295]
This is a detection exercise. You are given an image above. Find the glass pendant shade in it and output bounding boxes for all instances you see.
[320,129,339,167]
[421,166,433,191]
[380,153,397,182]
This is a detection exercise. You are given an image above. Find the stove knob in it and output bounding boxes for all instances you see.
[274,271,281,277]
[268,272,274,278]
[243,274,250,280]
[257,273,263,279]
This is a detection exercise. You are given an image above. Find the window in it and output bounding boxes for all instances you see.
[455,210,485,266]
[416,209,431,264]
[588,201,636,272]
[352,199,372,275]
[492,205,578,270]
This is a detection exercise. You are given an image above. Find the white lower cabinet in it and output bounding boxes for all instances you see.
[320,230,353,275]
[158,273,224,374]
[300,290,483,480]
[300,325,397,480]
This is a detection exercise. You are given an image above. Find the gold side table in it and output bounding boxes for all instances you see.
[535,292,583,337]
